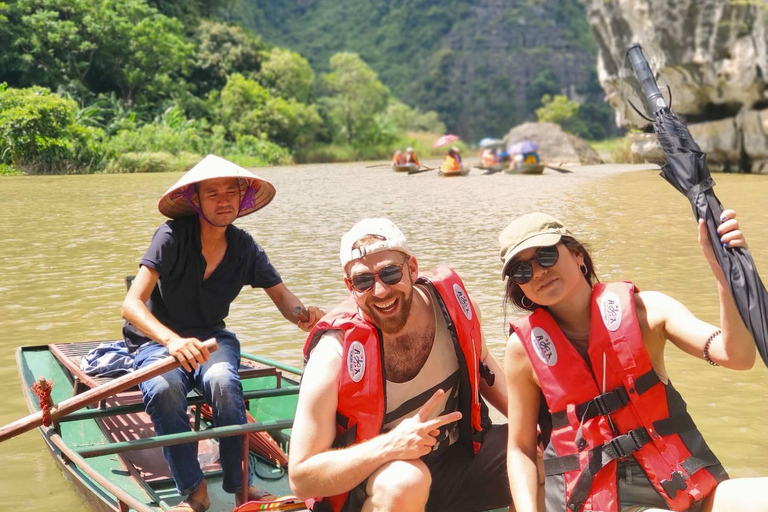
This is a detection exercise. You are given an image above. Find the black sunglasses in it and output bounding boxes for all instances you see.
[506,245,559,284]
[348,258,409,292]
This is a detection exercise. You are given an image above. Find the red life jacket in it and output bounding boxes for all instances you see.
[303,266,492,512]
[510,282,727,512]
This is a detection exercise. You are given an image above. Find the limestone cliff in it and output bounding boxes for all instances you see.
[581,0,767,172]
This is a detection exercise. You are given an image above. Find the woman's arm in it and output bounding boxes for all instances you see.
[642,209,755,370]
[505,332,544,512]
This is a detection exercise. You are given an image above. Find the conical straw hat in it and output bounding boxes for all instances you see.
[157,155,276,219]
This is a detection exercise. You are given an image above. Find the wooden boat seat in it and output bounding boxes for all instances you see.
[48,340,282,484]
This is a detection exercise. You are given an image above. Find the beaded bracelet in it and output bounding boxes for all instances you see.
[703,330,721,366]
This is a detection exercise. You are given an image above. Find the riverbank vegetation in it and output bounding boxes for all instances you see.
[0,1,446,174]
[0,0,617,175]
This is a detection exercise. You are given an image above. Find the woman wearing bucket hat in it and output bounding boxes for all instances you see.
[122,154,324,512]
[499,212,768,512]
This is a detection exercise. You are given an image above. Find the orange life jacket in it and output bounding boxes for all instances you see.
[510,282,727,512]
[303,266,493,512]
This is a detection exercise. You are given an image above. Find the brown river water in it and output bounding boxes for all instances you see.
[0,161,766,510]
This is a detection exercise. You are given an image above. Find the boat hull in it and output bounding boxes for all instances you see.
[438,166,469,177]
[505,163,544,175]
[392,163,418,173]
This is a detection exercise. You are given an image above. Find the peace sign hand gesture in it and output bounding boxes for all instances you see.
[384,389,462,460]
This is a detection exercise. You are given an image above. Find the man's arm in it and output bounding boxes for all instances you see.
[121,265,210,371]
[264,282,324,332]
[289,335,461,500]
[469,294,507,415]
[480,350,508,417]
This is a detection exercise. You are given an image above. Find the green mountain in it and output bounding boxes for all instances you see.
[226,0,605,141]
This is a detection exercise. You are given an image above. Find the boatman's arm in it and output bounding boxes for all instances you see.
[288,334,461,500]
[264,282,324,331]
[121,265,210,371]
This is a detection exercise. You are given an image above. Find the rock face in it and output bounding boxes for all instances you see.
[504,122,603,165]
[580,0,768,172]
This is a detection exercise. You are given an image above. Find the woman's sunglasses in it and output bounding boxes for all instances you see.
[506,245,560,284]
[348,258,409,292]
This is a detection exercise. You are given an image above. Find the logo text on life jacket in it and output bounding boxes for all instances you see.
[531,327,557,366]
[453,284,473,320]
[600,292,622,331]
[347,341,366,382]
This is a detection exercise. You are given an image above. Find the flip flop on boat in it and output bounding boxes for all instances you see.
[234,495,306,511]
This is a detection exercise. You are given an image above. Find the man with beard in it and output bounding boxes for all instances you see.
[122,155,323,512]
[288,218,511,512]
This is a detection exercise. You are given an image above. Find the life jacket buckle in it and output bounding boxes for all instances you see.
[660,471,688,498]
[607,428,646,459]
[593,386,630,416]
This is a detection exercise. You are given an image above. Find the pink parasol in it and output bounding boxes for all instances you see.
[432,134,460,148]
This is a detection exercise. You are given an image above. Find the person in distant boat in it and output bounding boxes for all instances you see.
[404,147,420,167]
[288,218,512,512]
[441,147,462,172]
[121,155,323,512]
[481,148,499,168]
[392,150,406,166]
[499,211,768,512]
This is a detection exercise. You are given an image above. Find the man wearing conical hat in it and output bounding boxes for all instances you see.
[122,155,323,512]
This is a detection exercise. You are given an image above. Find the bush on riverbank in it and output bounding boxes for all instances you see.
[588,137,633,164]
[0,85,107,174]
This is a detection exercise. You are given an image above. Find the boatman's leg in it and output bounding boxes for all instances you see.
[135,342,202,496]
[197,329,249,495]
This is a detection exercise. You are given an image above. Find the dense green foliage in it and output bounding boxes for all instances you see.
[0,84,106,173]
[229,0,614,142]
[0,0,614,174]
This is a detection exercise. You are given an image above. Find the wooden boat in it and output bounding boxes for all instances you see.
[392,163,418,173]
[14,341,510,512]
[504,163,545,175]
[15,340,303,512]
[438,166,470,177]
[475,163,505,175]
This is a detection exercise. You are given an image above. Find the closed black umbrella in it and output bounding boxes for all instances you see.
[627,44,768,367]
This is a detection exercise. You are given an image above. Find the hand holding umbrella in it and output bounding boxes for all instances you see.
[628,44,768,367]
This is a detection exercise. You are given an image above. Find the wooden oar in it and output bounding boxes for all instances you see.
[365,163,390,168]
[407,166,436,175]
[544,163,573,173]
[0,339,218,443]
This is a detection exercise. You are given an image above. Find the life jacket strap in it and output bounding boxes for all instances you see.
[550,369,660,429]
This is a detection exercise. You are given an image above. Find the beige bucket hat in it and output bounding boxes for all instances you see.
[157,154,276,219]
[499,212,572,278]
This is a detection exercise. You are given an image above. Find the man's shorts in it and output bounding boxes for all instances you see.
[425,423,511,512]
[340,424,511,512]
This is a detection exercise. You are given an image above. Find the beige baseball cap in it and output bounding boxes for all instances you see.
[499,212,572,278]
[340,218,410,271]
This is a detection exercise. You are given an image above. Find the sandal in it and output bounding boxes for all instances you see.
[171,496,210,512]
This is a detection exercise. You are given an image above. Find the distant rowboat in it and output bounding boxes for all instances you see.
[392,163,419,173]
[504,163,545,175]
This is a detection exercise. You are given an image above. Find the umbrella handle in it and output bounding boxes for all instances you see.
[626,44,667,116]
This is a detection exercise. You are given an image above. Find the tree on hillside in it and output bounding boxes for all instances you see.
[4,0,193,107]
[259,48,315,104]
[191,20,267,97]
[526,68,561,116]
[213,73,322,149]
[322,52,390,145]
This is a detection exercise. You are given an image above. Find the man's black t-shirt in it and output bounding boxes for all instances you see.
[123,216,282,350]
